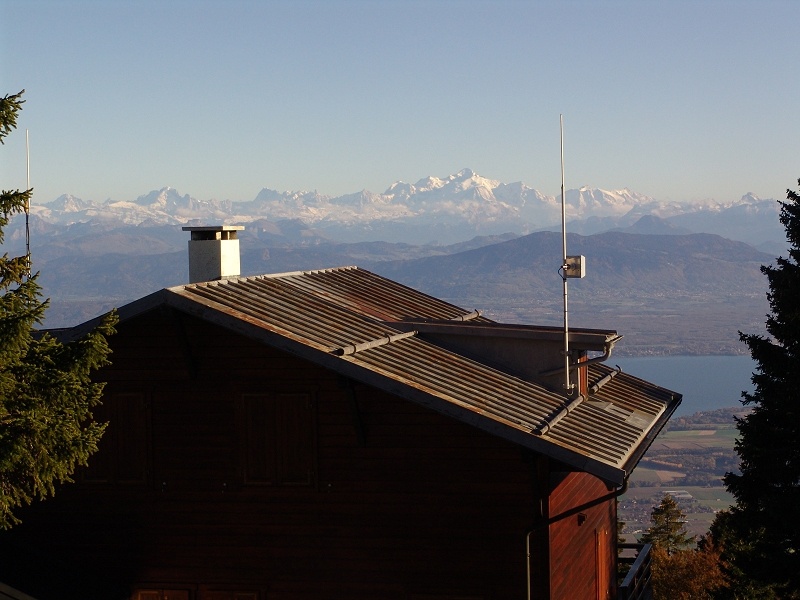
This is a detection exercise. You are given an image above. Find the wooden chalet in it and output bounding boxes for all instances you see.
[0,227,680,600]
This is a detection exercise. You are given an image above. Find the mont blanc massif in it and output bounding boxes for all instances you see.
[19,168,782,248]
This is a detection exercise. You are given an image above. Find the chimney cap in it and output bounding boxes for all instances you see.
[183,225,244,242]
[182,225,245,232]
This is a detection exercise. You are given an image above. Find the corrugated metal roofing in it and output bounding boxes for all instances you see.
[265,266,493,323]
[179,274,399,351]
[101,266,680,485]
[350,337,563,430]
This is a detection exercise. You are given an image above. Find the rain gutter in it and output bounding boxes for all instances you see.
[537,334,622,377]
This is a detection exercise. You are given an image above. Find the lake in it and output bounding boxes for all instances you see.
[614,355,756,417]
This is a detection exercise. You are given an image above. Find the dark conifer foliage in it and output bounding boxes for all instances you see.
[640,493,693,553]
[713,180,800,598]
[0,90,117,528]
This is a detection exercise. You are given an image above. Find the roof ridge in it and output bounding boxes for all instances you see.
[175,266,362,291]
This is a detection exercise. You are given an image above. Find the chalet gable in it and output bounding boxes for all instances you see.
[61,266,680,486]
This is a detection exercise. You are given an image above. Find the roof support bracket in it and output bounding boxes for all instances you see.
[332,330,417,356]
[532,394,585,436]
[449,310,481,322]
[588,365,622,395]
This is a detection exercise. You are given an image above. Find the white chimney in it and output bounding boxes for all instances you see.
[182,225,244,283]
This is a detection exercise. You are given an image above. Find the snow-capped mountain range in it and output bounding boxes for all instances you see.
[18,168,784,248]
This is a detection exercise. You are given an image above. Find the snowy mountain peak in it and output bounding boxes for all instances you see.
[561,187,653,216]
[384,181,416,197]
[43,193,97,212]
[133,186,183,207]
[413,175,447,192]
[740,192,762,204]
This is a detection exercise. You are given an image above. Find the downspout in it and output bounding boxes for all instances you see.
[538,334,622,378]
[526,478,630,600]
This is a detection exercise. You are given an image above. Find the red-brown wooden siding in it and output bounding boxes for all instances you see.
[0,309,618,600]
[548,472,617,600]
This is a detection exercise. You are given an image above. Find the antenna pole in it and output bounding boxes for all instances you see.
[25,129,31,274]
[560,115,573,394]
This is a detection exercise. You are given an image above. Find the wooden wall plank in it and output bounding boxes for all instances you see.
[0,310,616,600]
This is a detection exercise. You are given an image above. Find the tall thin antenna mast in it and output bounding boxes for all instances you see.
[560,115,573,394]
[25,129,31,274]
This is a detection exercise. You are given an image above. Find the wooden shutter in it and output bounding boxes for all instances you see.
[241,392,315,486]
[243,394,276,483]
[116,392,148,483]
[275,393,314,485]
[83,391,148,483]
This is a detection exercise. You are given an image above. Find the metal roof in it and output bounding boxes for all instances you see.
[68,266,681,485]
[262,266,493,323]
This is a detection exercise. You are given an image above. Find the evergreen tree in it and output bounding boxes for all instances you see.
[712,179,800,598]
[642,495,724,599]
[0,90,116,528]
[640,493,693,553]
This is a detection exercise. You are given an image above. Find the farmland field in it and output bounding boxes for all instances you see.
[619,407,743,541]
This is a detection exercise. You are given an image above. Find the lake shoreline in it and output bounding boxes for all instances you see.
[614,355,755,417]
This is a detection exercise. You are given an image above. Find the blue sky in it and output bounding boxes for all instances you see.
[2,0,798,205]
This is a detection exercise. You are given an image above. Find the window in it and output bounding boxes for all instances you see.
[83,391,149,484]
[241,393,315,486]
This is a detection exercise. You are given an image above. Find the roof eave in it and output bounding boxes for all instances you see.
[45,288,173,344]
[620,391,683,480]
